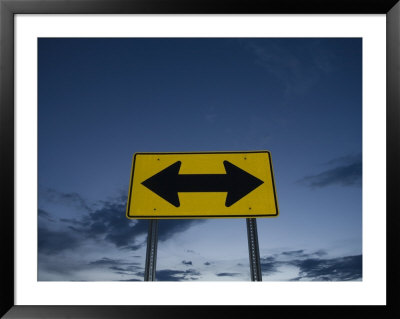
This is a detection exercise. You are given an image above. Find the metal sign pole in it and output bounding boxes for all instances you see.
[246,218,262,281]
[144,219,158,281]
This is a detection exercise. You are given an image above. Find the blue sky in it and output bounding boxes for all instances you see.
[38,38,362,281]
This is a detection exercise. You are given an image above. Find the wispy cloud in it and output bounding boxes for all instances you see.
[88,257,142,276]
[205,113,218,124]
[109,265,141,275]
[281,249,307,257]
[88,257,125,266]
[39,186,93,212]
[240,39,336,98]
[202,105,218,125]
[323,153,361,167]
[38,209,55,222]
[39,254,144,280]
[216,272,241,277]
[298,153,362,188]
[38,254,90,277]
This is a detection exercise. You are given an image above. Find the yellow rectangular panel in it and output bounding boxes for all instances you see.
[126,151,279,219]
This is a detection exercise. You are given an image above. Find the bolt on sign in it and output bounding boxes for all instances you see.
[126,151,279,219]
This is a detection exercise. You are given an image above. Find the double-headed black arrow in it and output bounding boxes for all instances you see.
[141,160,264,207]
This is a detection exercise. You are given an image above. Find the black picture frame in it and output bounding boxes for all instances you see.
[1,0,399,318]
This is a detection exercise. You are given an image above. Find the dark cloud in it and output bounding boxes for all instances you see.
[290,255,362,281]
[260,256,282,275]
[204,262,211,266]
[259,250,362,281]
[81,208,203,247]
[38,226,80,254]
[155,269,201,281]
[43,192,205,252]
[216,272,241,277]
[88,201,146,247]
[55,200,147,249]
[182,260,192,266]
[299,159,361,188]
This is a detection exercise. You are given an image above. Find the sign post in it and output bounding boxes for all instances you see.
[246,218,262,281]
[144,219,158,281]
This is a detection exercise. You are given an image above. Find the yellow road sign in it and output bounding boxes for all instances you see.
[126,151,278,219]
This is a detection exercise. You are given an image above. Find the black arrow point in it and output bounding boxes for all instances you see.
[141,161,182,207]
[223,160,264,207]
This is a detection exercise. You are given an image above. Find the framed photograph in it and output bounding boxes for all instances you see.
[1,0,399,318]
